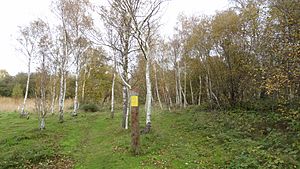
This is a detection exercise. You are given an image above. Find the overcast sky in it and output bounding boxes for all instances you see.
[0,0,230,75]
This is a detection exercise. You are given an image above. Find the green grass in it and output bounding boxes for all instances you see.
[0,107,299,168]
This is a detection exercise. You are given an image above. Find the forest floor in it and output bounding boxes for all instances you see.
[0,106,299,169]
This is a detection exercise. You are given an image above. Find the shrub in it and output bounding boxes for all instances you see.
[80,104,99,112]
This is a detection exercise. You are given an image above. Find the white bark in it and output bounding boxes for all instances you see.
[121,49,130,129]
[81,66,91,102]
[72,58,79,116]
[58,26,67,122]
[198,76,202,105]
[178,64,183,108]
[72,71,79,116]
[212,91,221,108]
[181,90,188,108]
[190,79,194,105]
[58,68,67,123]
[111,71,115,118]
[111,52,117,118]
[50,67,57,115]
[206,74,211,104]
[117,66,131,89]
[20,56,31,116]
[208,71,221,109]
[81,68,87,102]
[40,83,46,130]
[72,47,89,116]
[122,86,129,129]
[165,86,172,111]
[175,69,179,105]
[63,74,67,105]
[125,97,129,129]
[40,117,45,130]
[58,69,65,122]
[183,62,187,108]
[50,78,56,115]
[39,53,47,130]
[145,59,152,124]
[153,63,162,110]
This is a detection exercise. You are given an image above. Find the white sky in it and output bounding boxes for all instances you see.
[0,0,230,75]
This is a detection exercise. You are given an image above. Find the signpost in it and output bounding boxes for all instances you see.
[131,90,140,155]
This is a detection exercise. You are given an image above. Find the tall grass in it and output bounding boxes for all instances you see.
[0,97,34,112]
[0,97,73,113]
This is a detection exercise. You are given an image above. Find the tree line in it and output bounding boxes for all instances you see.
[1,0,299,130]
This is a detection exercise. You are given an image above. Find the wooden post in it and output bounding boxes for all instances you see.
[131,90,140,155]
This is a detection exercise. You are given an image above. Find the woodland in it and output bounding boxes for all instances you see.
[0,0,299,168]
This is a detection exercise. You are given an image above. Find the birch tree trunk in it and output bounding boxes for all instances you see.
[181,90,188,108]
[198,76,202,105]
[72,70,79,116]
[145,59,152,125]
[40,75,46,130]
[206,74,211,105]
[81,66,91,102]
[121,47,130,129]
[126,97,130,129]
[190,79,194,105]
[178,64,183,108]
[153,63,162,110]
[50,68,57,115]
[50,87,56,115]
[111,70,116,119]
[63,73,67,105]
[165,86,172,111]
[208,71,221,109]
[110,53,117,119]
[81,68,86,103]
[122,86,129,129]
[162,86,167,107]
[183,62,187,108]
[40,116,45,129]
[58,69,65,123]
[58,19,68,123]
[20,56,31,117]
[72,58,79,116]
[175,68,179,106]
[58,69,67,123]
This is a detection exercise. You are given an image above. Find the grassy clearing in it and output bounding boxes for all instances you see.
[0,106,299,168]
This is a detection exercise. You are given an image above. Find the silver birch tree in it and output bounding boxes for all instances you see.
[52,0,72,123]
[124,0,166,131]
[17,21,42,117]
[94,0,135,129]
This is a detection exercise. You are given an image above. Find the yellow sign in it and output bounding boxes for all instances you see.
[131,96,138,107]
